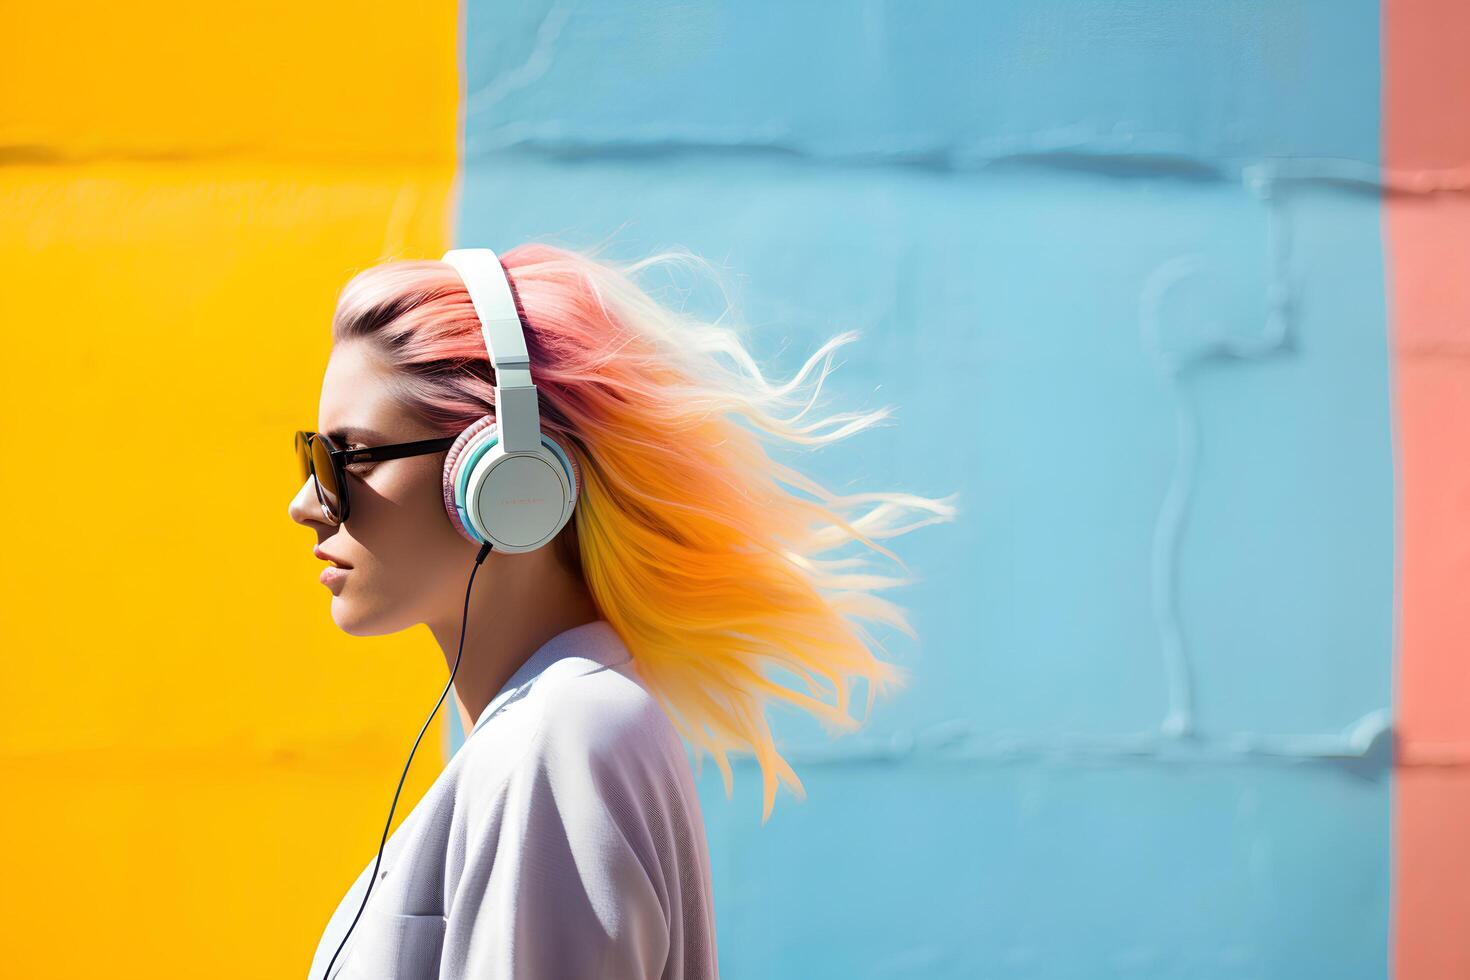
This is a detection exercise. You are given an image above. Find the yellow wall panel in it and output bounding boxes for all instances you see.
[1,3,458,165]
[0,3,460,975]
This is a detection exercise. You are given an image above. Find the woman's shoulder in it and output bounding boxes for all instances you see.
[527,653,685,775]
[456,649,687,804]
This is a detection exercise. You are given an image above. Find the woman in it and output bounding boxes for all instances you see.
[288,242,958,979]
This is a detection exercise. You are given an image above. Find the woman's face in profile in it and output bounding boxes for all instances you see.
[287,341,474,635]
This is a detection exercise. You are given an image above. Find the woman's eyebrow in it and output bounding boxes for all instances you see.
[326,426,387,444]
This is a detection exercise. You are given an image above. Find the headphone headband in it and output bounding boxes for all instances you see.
[441,247,542,455]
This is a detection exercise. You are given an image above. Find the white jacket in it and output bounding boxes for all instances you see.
[308,619,720,979]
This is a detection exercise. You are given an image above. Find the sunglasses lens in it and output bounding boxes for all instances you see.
[310,436,343,522]
[294,432,313,485]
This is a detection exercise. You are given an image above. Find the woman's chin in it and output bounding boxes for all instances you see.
[329,596,405,637]
[328,596,373,636]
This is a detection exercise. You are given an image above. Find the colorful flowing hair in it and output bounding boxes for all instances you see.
[330,241,960,822]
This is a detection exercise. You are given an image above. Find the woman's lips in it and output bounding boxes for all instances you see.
[320,566,349,590]
[314,546,351,568]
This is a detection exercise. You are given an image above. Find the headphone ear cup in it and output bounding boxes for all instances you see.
[442,415,499,543]
[442,417,583,548]
[542,435,581,508]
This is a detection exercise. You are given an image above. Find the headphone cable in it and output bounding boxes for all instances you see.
[321,539,494,979]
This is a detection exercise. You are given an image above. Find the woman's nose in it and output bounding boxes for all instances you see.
[288,477,324,527]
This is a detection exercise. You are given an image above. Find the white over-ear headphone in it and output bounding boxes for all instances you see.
[438,247,581,553]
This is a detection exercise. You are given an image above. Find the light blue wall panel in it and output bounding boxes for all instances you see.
[704,761,1389,978]
[461,2,1379,165]
[456,2,1392,976]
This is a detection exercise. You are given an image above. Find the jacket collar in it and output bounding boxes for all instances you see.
[469,619,631,737]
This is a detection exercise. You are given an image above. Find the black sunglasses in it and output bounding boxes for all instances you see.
[294,430,458,524]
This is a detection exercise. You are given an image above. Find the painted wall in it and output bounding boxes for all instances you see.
[1384,2,1470,977]
[0,2,460,977]
[2,1,1464,977]
[443,1,1429,976]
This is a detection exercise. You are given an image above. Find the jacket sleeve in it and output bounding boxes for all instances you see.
[441,719,672,979]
